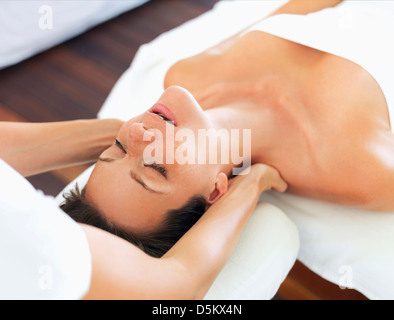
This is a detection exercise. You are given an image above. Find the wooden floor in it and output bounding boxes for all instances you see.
[275,261,367,300]
[0,0,368,300]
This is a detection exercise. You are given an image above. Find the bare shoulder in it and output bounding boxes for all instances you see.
[360,131,394,212]
[311,129,394,212]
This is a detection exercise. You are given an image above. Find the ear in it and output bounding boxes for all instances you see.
[207,172,228,205]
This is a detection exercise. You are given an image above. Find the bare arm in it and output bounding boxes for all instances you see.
[0,119,123,177]
[268,0,343,17]
[82,164,288,300]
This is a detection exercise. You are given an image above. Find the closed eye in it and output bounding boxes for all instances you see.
[115,139,127,153]
[145,163,167,179]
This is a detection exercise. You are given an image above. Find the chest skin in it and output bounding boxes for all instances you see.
[164,30,393,208]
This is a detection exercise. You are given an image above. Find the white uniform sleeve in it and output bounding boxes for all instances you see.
[0,159,91,300]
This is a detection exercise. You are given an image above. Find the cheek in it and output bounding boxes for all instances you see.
[173,164,214,195]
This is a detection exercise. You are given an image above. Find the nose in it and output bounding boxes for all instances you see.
[124,121,155,155]
[128,122,146,140]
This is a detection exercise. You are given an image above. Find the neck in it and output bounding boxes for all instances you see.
[195,77,293,176]
[204,102,278,176]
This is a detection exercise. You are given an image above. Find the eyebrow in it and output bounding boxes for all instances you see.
[129,170,164,194]
[97,157,164,194]
[98,157,116,163]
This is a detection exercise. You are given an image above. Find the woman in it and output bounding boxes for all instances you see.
[62,0,394,258]
[0,119,287,299]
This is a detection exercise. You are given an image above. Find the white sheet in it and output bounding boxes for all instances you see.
[259,191,394,300]
[97,0,394,299]
[0,0,150,69]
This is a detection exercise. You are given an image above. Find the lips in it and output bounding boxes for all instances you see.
[150,103,178,126]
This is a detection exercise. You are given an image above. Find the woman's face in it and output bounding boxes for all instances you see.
[86,86,224,233]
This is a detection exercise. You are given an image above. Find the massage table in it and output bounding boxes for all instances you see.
[57,0,394,299]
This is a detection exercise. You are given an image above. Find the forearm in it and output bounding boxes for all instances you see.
[162,183,261,299]
[0,119,123,177]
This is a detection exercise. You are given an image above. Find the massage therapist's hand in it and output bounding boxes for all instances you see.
[0,118,125,177]
[166,163,288,299]
[227,164,288,196]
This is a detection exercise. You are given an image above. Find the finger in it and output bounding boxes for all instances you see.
[271,178,288,193]
[259,166,288,193]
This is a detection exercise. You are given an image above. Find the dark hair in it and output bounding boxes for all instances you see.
[60,184,207,258]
